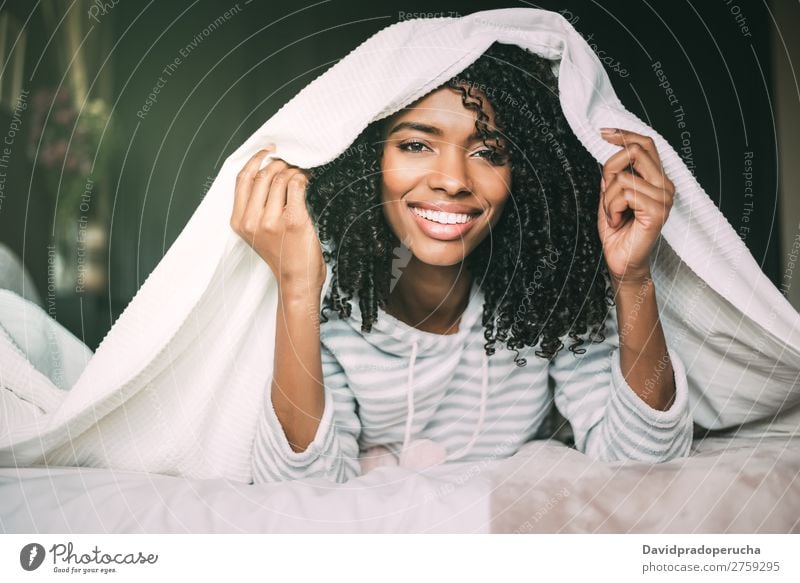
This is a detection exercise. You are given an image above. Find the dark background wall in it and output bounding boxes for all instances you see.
[0,0,795,350]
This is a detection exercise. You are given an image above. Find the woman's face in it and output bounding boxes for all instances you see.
[380,86,512,267]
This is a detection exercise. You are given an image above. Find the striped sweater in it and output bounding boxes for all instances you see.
[251,280,694,483]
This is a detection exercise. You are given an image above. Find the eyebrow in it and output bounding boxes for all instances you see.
[387,120,485,141]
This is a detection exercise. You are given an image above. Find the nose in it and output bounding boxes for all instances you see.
[426,144,472,196]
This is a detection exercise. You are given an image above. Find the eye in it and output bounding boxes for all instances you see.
[472,148,495,159]
[398,140,431,153]
[473,147,509,165]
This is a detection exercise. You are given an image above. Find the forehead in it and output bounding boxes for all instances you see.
[387,85,499,130]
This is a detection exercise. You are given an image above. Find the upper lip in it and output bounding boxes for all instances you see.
[407,201,483,215]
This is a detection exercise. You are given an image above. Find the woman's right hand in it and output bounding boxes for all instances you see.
[230,146,326,297]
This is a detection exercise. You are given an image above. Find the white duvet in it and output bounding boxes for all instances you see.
[2,436,797,533]
[1,7,799,492]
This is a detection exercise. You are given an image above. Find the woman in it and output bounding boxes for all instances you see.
[231,42,692,483]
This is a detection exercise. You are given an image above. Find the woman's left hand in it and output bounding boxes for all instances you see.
[597,128,675,285]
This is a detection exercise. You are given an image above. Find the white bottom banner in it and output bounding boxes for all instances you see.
[1,534,797,582]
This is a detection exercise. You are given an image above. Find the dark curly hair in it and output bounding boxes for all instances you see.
[305,42,615,366]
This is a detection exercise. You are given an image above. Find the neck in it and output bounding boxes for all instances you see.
[385,257,473,335]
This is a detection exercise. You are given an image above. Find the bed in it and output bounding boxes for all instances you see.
[2,6,800,533]
[2,434,797,533]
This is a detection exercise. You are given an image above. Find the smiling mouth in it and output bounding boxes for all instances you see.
[406,204,483,242]
[409,206,481,225]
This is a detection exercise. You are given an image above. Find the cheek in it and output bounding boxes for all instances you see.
[381,154,421,199]
[380,151,399,201]
[481,168,512,214]
[380,172,404,203]
[380,156,411,231]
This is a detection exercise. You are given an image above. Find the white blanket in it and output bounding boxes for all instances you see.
[1,8,799,484]
[2,436,796,533]
[0,461,493,533]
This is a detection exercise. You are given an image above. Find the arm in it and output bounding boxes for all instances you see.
[601,127,681,413]
[270,289,326,453]
[230,148,361,483]
[611,274,677,411]
[251,332,363,484]
[548,304,693,463]
[555,126,692,461]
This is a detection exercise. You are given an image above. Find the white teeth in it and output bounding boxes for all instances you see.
[411,206,475,225]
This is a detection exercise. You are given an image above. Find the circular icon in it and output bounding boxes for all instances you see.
[20,543,46,571]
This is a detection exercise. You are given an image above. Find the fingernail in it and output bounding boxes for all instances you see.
[600,128,619,135]
[601,177,606,192]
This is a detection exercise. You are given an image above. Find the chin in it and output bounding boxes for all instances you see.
[407,239,471,267]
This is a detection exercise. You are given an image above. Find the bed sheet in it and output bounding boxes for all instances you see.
[0,460,492,533]
[489,436,800,533]
[2,436,798,533]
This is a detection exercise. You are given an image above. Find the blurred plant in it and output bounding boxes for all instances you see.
[27,86,111,224]
[28,1,116,296]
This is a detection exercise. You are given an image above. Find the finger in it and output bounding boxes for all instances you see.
[232,147,275,221]
[605,175,670,229]
[604,179,633,229]
[599,175,607,217]
[600,128,661,166]
[602,140,668,190]
[263,167,302,226]
[237,145,277,181]
[244,159,289,231]
[620,187,670,229]
[611,171,673,211]
[597,193,617,241]
[285,172,310,227]
[601,129,673,191]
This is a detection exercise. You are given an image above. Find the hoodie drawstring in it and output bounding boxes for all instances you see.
[399,340,489,465]
[446,350,489,461]
[400,340,419,455]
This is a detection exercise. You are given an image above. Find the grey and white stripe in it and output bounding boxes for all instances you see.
[251,281,693,483]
